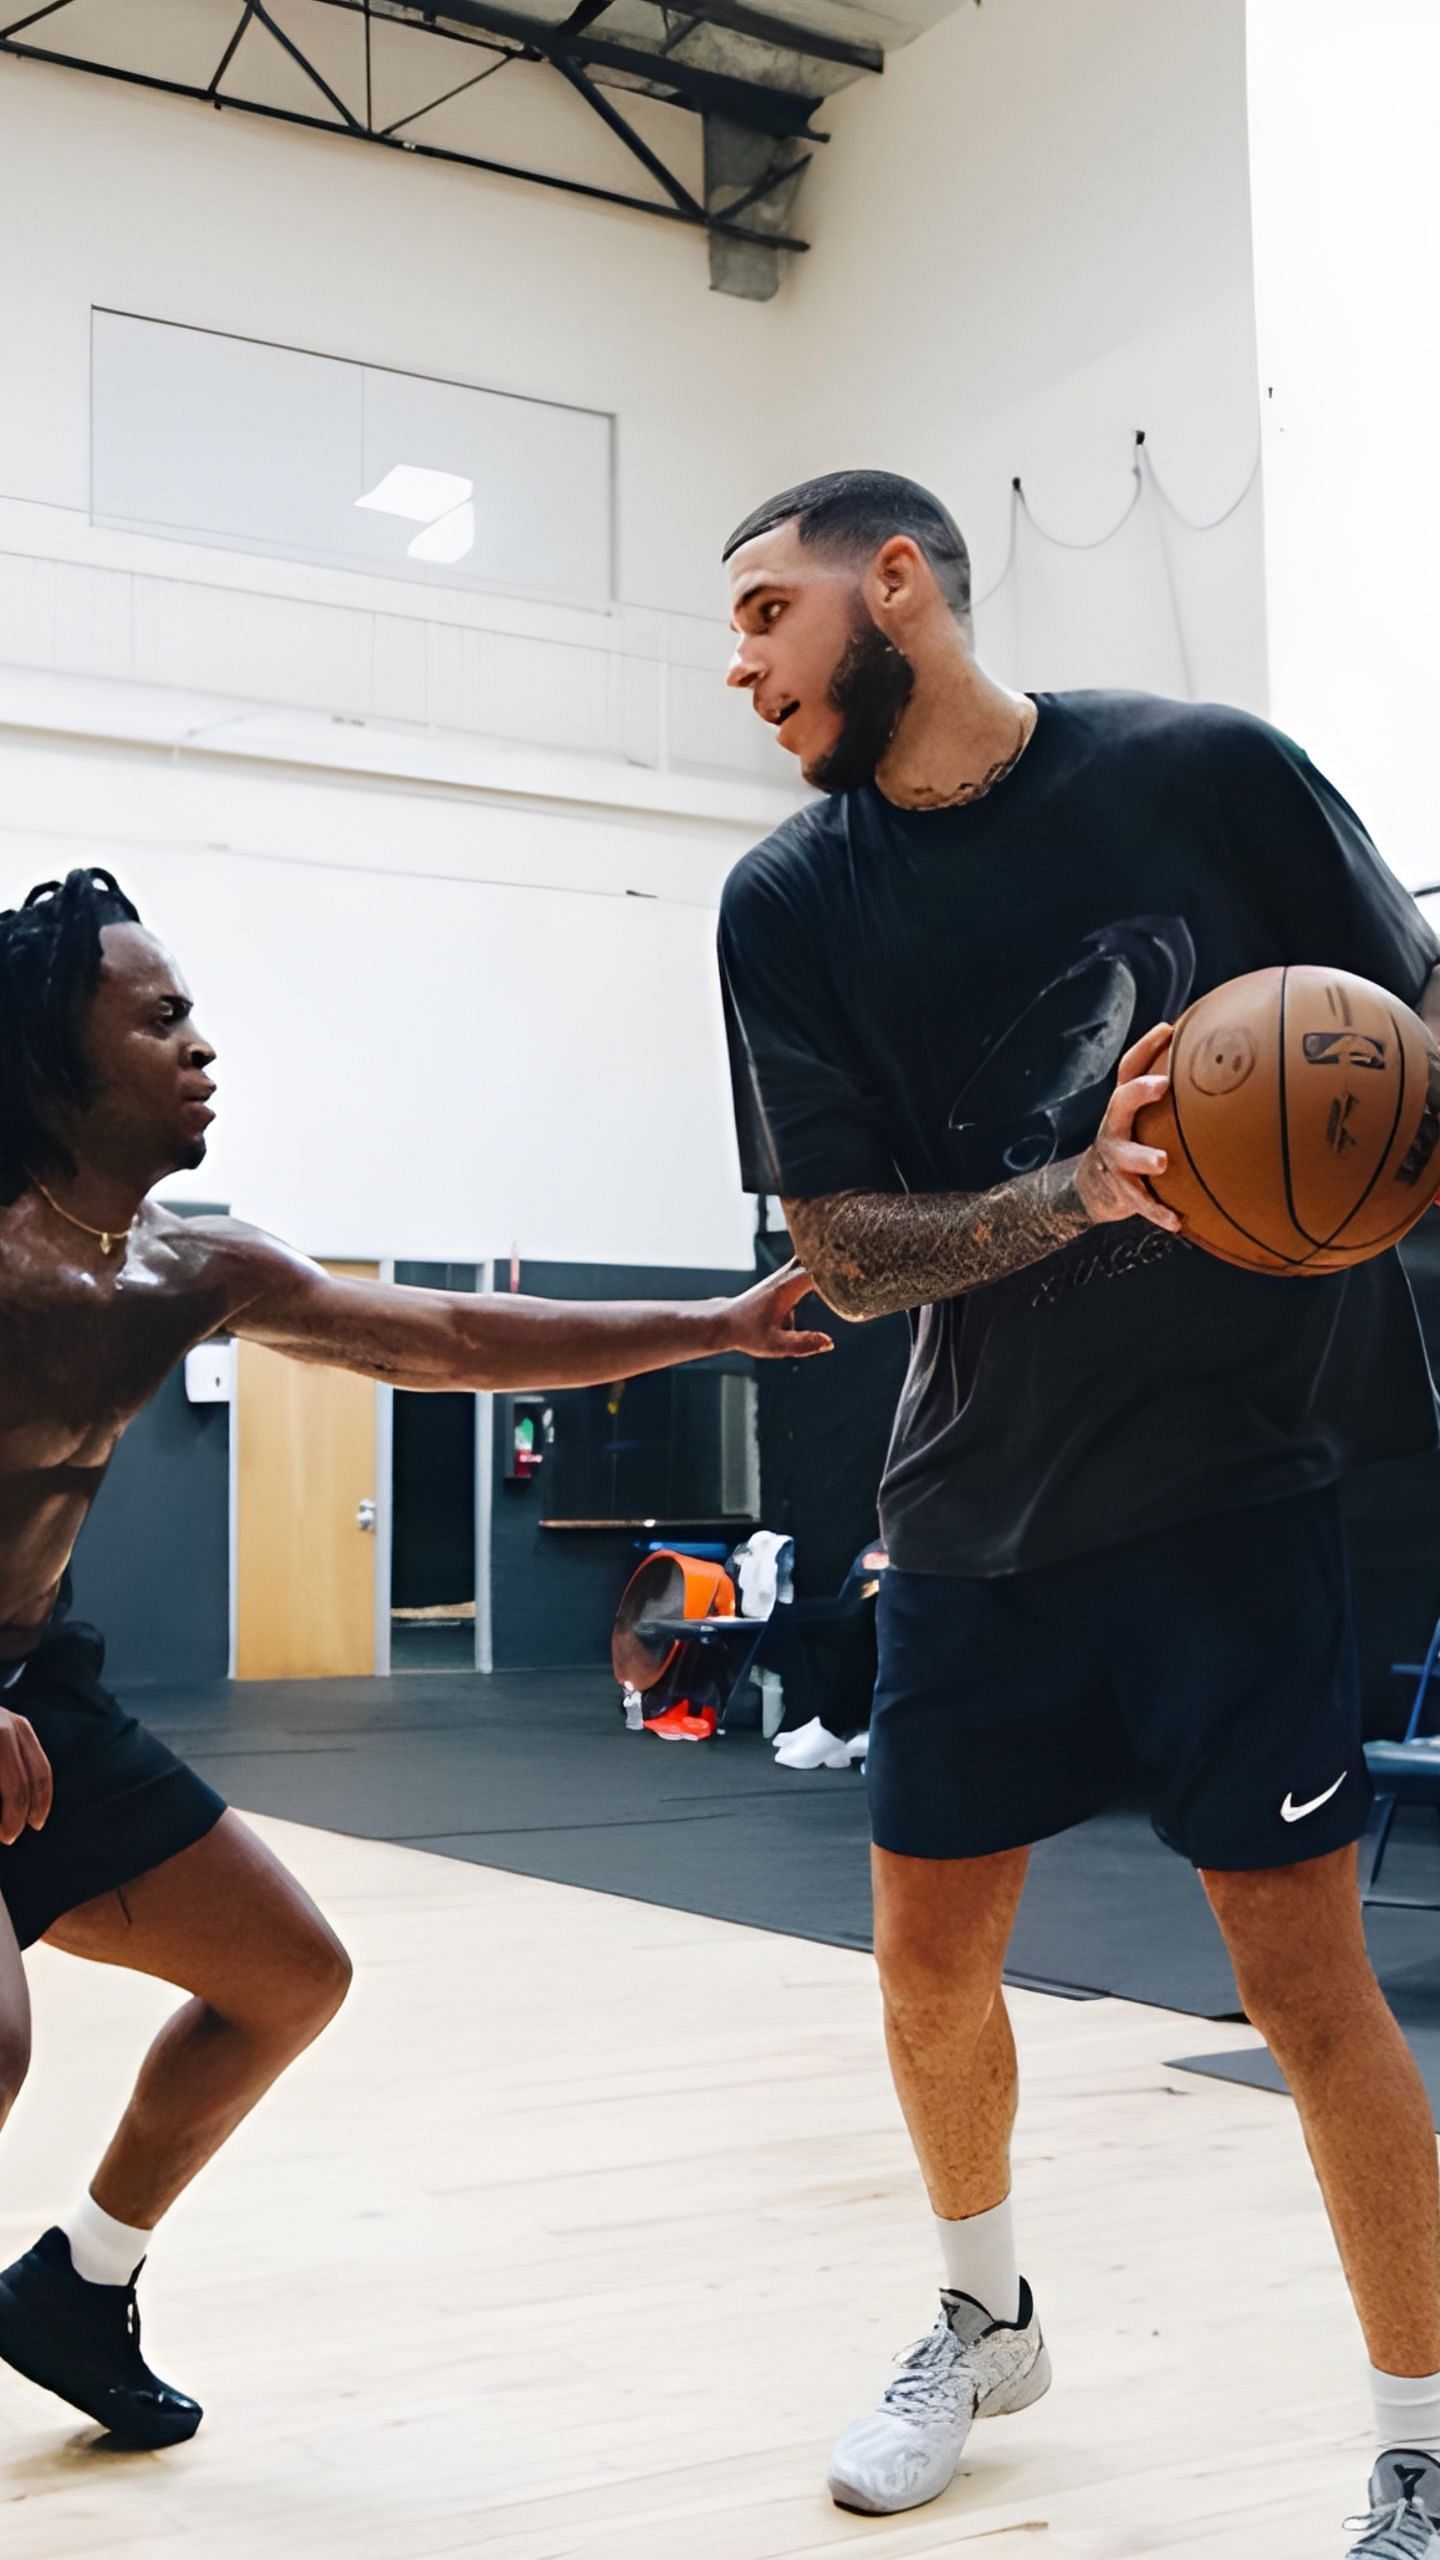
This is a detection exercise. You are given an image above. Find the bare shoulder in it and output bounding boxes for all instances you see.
[148,1210,325,1318]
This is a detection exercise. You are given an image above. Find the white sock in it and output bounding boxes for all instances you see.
[62,2193,155,2289]
[1371,2365,1440,2461]
[934,2196,1021,2326]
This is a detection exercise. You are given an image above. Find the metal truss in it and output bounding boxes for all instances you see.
[0,0,884,287]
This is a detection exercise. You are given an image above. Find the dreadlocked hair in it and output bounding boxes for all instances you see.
[0,868,141,1205]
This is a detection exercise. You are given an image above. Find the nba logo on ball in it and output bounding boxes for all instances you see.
[1134,965,1440,1272]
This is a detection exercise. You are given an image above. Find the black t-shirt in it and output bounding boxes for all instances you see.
[718,691,1440,1577]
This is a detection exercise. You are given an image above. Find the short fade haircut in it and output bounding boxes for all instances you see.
[722,469,971,623]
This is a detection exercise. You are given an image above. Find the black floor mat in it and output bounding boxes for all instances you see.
[1172,2016,1440,2128]
[1172,1895,1440,2125]
[136,1670,1440,2024]
[143,1670,879,1950]
[1008,1814,1242,2013]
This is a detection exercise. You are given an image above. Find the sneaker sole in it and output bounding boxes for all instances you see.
[829,2470,956,2517]
[827,2342,1052,2517]
[977,2337,1053,2421]
[0,2283,202,2449]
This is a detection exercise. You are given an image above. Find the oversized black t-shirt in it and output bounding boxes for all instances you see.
[718,692,1440,1577]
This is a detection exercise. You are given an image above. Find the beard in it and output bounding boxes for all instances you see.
[806,608,916,794]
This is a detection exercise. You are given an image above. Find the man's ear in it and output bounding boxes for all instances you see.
[869,534,929,613]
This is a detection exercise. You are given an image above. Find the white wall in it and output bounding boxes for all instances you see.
[0,725,786,1264]
[0,44,810,1265]
[0,37,776,617]
[0,7,1273,1269]
[1247,0,1440,887]
[775,0,1267,712]
[0,1,1272,692]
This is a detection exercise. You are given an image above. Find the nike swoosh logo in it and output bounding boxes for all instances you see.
[1280,1774,1347,1823]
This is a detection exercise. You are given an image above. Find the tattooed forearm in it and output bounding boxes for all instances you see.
[784,1165,1095,1320]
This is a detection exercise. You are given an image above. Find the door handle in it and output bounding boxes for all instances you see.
[356,1499,376,1533]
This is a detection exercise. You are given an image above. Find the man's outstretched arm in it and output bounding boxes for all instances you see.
[786,1024,1179,1321]
[210,1240,830,1388]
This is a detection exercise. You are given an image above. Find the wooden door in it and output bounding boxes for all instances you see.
[234,1261,380,1679]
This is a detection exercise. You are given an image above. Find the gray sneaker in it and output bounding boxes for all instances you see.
[1347,2452,1440,2557]
[827,2280,1051,2516]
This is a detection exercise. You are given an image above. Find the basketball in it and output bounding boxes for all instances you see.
[1133,966,1440,1273]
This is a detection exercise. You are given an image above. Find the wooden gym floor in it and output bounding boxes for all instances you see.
[0,1813,1385,2558]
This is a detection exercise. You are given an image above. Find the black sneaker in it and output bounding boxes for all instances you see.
[0,2227,202,2447]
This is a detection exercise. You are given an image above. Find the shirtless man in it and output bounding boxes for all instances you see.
[0,864,827,2449]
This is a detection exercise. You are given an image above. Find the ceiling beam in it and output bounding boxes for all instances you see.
[207,3,255,96]
[252,0,365,128]
[665,0,881,74]
[551,0,883,73]
[375,49,507,138]
[714,144,810,220]
[406,0,825,136]
[553,56,705,216]
[0,0,77,37]
[0,34,811,248]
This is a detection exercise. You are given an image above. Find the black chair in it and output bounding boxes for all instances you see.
[643,1539,888,1737]
[1364,1616,1440,1909]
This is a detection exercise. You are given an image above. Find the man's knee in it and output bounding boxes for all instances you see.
[1233,1957,1363,2061]
[258,1917,352,2047]
[294,1922,353,2031]
[1204,1854,1375,2055]
[878,1952,1002,2056]
[873,1850,1023,2033]
[876,1913,990,2006]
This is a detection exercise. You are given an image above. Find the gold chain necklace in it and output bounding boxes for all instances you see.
[30,1177,135,1258]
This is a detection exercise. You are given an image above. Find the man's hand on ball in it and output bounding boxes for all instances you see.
[1074,1022,1182,1233]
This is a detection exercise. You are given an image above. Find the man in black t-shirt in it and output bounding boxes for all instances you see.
[717,469,1440,2557]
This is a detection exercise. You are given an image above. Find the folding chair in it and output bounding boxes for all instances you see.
[634,1539,884,1738]
[1363,1614,1440,1910]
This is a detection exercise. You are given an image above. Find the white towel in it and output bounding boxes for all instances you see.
[733,1529,794,1619]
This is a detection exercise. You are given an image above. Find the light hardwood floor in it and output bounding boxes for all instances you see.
[0,1815,1388,2558]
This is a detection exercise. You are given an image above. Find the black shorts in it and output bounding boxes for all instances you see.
[0,1618,227,1950]
[868,1488,1370,1871]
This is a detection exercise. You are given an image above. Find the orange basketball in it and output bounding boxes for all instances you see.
[1133,966,1440,1273]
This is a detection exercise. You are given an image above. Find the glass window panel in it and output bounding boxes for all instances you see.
[91,310,614,608]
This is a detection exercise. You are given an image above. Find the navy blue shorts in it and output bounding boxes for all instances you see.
[0,1619,227,1950]
[868,1489,1370,1871]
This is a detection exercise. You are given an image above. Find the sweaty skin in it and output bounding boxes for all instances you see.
[0,1206,823,1667]
[0,921,829,1710]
